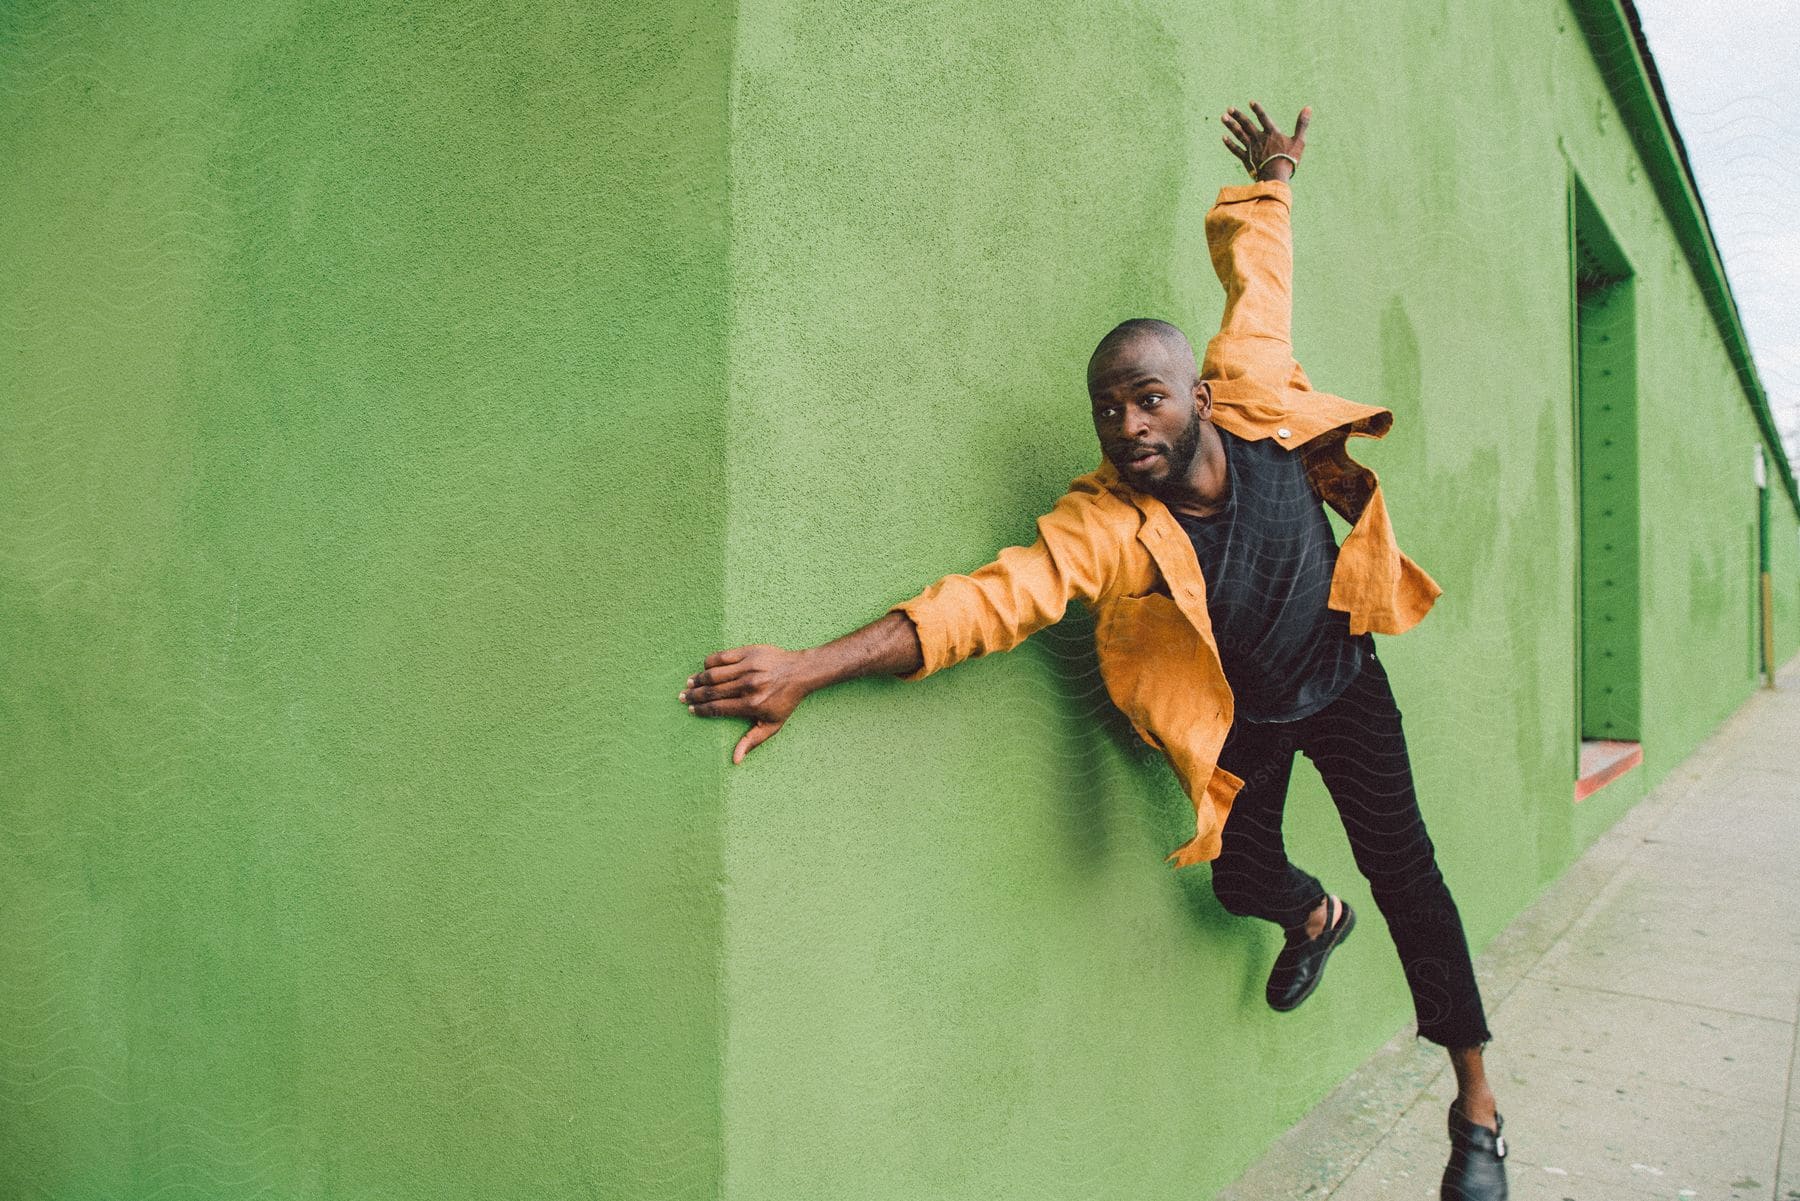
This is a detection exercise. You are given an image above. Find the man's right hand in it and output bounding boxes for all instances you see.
[681,645,814,764]
[681,611,924,764]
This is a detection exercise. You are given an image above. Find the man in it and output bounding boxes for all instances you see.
[679,103,1508,1201]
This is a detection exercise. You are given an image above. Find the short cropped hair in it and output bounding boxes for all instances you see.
[1088,318,1197,382]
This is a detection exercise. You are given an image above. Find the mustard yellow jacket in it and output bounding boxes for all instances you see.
[888,180,1441,867]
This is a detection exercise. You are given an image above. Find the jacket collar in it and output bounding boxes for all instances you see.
[1205,376,1393,445]
[1089,381,1394,511]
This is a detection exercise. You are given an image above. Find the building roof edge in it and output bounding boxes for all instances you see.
[1570,0,1800,515]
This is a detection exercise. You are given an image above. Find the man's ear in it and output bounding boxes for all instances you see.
[1194,379,1213,420]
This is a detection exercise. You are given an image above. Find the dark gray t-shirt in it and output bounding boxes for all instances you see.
[1173,427,1371,723]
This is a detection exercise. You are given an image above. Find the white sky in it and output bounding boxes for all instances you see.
[1634,0,1800,472]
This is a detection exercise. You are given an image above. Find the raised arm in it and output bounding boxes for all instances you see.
[1201,103,1312,393]
[680,484,1124,763]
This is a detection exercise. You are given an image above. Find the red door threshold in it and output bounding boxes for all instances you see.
[1576,739,1644,801]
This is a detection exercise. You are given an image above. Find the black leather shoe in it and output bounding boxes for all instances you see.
[1441,1104,1508,1200]
[1265,895,1354,1012]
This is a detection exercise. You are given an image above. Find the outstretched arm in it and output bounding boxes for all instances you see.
[1202,103,1312,392]
[681,486,1123,763]
[680,612,923,765]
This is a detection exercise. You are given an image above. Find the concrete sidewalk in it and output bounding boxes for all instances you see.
[1217,654,1800,1201]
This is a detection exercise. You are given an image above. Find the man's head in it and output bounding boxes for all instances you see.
[1087,318,1213,494]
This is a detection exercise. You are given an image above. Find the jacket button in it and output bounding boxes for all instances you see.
[1277,426,1292,439]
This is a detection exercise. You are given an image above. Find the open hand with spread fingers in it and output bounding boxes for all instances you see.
[1221,101,1312,182]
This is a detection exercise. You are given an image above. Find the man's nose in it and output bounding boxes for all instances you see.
[1121,407,1151,439]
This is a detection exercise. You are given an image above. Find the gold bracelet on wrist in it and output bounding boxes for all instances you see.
[1250,152,1299,179]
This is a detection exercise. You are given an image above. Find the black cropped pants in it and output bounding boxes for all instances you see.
[1210,648,1491,1048]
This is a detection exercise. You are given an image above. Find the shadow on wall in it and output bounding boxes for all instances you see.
[1020,591,1245,941]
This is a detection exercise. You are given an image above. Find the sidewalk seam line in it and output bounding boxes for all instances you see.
[1772,981,1800,1201]
[1518,974,1800,1026]
[1314,1057,1431,1199]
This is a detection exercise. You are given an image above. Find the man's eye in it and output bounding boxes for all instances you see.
[1097,407,1118,419]
[1144,395,1163,406]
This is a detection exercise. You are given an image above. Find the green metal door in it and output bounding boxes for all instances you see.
[1574,183,1640,741]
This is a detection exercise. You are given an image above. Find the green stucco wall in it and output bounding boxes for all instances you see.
[3,2,1794,1199]
[1,3,728,1199]
[719,2,1797,1198]
[1772,497,1800,667]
